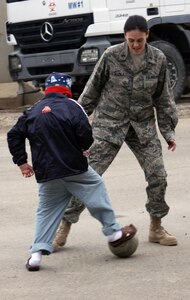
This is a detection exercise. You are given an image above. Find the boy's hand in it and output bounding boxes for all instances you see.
[19,163,34,177]
[83,150,89,157]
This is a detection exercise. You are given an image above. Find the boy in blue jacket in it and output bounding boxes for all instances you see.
[7,72,137,271]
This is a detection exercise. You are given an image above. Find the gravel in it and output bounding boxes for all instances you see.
[0,102,189,134]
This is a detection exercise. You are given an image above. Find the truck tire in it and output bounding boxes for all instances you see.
[150,40,186,102]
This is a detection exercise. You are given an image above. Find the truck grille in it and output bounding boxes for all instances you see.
[8,13,93,54]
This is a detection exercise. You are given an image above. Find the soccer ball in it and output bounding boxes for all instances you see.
[108,234,139,258]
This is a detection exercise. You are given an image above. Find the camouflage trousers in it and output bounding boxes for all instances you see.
[63,126,169,223]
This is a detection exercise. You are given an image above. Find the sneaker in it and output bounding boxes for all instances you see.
[26,258,40,272]
[109,224,137,248]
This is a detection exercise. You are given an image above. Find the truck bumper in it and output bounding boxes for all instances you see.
[9,48,94,82]
[8,37,112,84]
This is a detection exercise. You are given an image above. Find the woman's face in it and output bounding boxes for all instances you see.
[124,29,149,55]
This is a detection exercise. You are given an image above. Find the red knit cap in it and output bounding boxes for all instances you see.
[45,85,72,98]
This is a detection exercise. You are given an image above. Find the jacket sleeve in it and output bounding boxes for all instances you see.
[78,50,109,116]
[153,55,178,142]
[73,106,94,150]
[7,114,28,166]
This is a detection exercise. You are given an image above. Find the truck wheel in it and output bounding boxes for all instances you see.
[150,40,186,102]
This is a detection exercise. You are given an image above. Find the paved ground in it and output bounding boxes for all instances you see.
[0,108,190,300]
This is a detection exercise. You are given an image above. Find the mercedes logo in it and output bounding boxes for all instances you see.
[40,22,54,42]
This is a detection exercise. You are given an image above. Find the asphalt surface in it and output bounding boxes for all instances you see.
[0,106,190,300]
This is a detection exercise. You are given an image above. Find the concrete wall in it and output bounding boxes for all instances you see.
[0,2,13,83]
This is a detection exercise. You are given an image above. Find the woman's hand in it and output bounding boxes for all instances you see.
[168,140,176,152]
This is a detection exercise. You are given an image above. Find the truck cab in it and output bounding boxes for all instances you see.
[6,0,190,100]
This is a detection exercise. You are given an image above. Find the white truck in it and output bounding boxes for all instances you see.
[6,0,190,100]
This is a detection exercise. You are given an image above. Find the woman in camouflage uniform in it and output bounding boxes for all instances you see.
[53,15,178,250]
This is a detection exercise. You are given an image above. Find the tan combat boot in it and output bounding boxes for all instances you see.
[52,220,71,252]
[149,216,177,246]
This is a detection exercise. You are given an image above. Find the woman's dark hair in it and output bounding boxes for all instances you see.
[124,15,148,33]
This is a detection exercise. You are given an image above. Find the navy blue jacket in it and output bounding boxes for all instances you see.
[7,93,94,183]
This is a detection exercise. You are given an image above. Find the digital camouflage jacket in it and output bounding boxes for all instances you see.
[79,42,178,146]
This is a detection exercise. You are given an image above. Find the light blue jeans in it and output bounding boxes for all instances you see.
[30,166,121,254]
